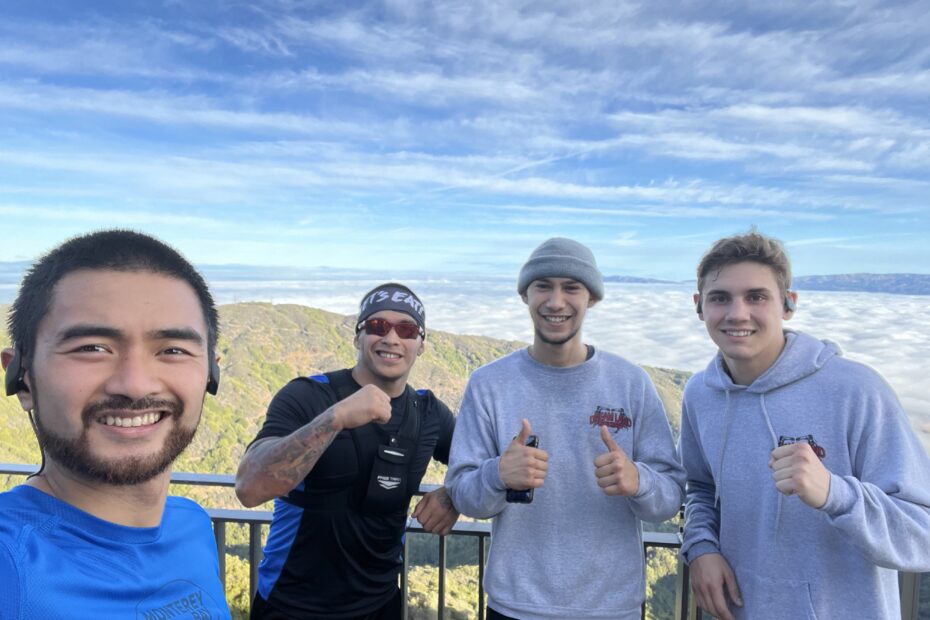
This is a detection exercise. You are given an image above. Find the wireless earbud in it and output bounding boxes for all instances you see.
[206,357,221,395]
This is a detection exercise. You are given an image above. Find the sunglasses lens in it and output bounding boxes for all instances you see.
[365,319,392,336]
[363,318,420,339]
[395,323,420,339]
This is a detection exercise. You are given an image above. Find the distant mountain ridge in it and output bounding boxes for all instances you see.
[792,274,930,296]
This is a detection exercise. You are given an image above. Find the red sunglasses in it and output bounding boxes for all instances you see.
[357,317,424,340]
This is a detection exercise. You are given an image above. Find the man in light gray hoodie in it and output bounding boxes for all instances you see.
[680,230,930,620]
[445,237,684,620]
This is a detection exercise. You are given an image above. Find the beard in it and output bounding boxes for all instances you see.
[535,325,581,346]
[32,389,198,486]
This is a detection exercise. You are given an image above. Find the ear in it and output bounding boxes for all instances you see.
[692,293,704,320]
[587,297,599,308]
[416,339,425,357]
[520,292,528,305]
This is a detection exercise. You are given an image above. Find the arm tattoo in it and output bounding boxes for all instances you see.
[240,408,341,496]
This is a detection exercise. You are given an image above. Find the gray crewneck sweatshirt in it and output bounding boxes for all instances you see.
[680,330,930,619]
[446,347,684,619]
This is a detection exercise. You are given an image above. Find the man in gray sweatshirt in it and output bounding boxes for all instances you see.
[680,230,930,620]
[445,237,685,620]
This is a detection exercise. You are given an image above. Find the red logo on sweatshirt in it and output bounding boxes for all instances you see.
[590,406,631,433]
[778,435,826,459]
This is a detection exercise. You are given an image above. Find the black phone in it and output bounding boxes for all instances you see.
[505,435,539,504]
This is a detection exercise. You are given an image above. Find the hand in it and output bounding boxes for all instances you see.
[690,553,742,620]
[331,384,392,431]
[412,487,460,536]
[593,425,639,496]
[769,443,831,509]
[499,419,549,490]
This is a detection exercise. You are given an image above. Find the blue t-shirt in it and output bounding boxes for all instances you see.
[0,485,231,619]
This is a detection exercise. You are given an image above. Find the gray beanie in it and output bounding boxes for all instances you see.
[517,237,604,300]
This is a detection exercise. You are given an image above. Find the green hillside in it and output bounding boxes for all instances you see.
[0,302,689,618]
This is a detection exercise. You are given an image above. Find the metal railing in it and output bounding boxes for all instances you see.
[1,464,923,620]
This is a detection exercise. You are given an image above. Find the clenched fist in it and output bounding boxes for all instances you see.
[332,384,392,431]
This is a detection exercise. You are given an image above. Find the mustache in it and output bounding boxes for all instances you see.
[82,395,184,425]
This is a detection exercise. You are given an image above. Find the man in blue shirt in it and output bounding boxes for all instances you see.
[0,230,230,618]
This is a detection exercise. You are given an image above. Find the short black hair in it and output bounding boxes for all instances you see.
[9,229,219,360]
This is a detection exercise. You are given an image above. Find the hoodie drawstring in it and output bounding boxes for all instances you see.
[759,392,784,536]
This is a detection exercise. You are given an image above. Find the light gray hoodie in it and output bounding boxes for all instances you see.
[680,330,930,619]
[446,348,684,620]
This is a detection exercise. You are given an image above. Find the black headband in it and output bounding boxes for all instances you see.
[357,283,426,330]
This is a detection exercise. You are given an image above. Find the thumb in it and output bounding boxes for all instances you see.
[513,418,532,445]
[599,425,621,452]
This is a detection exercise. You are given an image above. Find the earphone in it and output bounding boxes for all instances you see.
[4,348,27,396]
[207,357,221,395]
[4,346,221,396]
[694,293,796,315]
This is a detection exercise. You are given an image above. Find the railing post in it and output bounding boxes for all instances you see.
[437,534,447,620]
[249,522,263,600]
[478,536,486,620]
[899,572,920,620]
[213,519,227,591]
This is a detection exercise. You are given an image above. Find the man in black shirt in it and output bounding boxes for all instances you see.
[236,283,458,619]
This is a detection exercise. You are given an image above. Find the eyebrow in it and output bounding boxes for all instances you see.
[56,324,204,346]
[704,287,773,296]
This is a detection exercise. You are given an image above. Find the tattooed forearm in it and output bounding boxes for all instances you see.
[235,408,341,507]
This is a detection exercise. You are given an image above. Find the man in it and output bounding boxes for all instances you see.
[445,237,684,620]
[236,282,458,619]
[680,230,930,620]
[0,230,230,618]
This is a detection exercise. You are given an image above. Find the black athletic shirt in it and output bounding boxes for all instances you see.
[250,371,455,619]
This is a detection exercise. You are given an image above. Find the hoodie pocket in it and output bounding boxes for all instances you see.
[736,570,818,620]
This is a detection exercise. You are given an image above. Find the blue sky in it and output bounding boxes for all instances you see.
[1,1,929,279]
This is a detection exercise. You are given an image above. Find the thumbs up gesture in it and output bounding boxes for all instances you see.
[594,425,639,496]
[499,419,549,490]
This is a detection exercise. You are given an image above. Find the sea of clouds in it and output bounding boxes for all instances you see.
[1,270,926,452]
[206,276,930,452]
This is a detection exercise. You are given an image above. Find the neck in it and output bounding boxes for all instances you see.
[528,338,589,368]
[351,366,409,398]
[26,462,170,527]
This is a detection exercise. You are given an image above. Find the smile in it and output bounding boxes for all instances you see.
[97,412,164,427]
[543,315,570,323]
[723,329,754,337]
[376,351,402,359]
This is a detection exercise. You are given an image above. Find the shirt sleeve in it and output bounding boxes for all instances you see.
[626,373,686,523]
[443,374,509,519]
[0,541,21,617]
[428,394,456,465]
[250,378,334,447]
[678,394,723,564]
[818,370,930,571]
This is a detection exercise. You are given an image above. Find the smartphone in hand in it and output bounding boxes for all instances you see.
[505,435,539,503]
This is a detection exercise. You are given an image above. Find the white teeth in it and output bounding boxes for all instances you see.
[378,352,401,359]
[726,330,753,337]
[544,316,569,323]
[99,412,163,427]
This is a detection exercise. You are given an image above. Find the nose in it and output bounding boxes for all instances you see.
[104,351,163,400]
[545,287,566,309]
[725,297,750,321]
[380,325,402,343]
